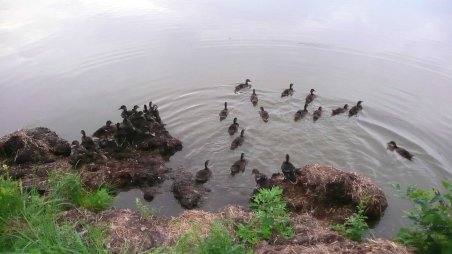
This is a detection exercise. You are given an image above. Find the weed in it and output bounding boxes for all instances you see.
[135,198,154,217]
[331,196,369,241]
[393,181,452,254]
[236,187,294,244]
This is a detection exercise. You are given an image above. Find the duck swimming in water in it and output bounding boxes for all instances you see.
[281,83,294,97]
[93,120,116,139]
[332,104,349,116]
[234,79,251,93]
[387,141,413,160]
[250,89,258,106]
[219,102,229,121]
[195,160,212,183]
[281,154,298,184]
[230,129,245,150]
[81,130,96,150]
[259,107,269,122]
[294,104,308,121]
[313,107,322,122]
[252,169,270,189]
[305,89,316,105]
[348,101,363,117]
[230,153,247,176]
[228,117,239,135]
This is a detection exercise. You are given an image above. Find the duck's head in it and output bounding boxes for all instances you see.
[387,141,398,149]
[240,129,245,136]
[240,153,245,160]
[106,120,112,126]
[344,104,349,109]
[260,106,265,111]
[224,102,228,109]
[310,88,315,94]
[71,140,80,146]
[290,83,293,89]
[304,103,308,110]
[144,104,148,111]
[253,89,256,94]
[318,106,322,111]
[81,130,86,137]
[357,101,363,106]
[252,169,260,175]
[233,117,238,124]
[119,105,127,111]
[115,123,121,129]
[132,105,140,112]
[149,101,153,108]
[285,154,290,162]
[204,160,210,168]
[246,79,251,83]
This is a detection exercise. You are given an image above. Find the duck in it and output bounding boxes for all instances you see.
[313,107,322,122]
[234,79,251,93]
[259,107,269,122]
[305,89,316,104]
[230,129,245,150]
[250,89,258,106]
[281,83,294,97]
[81,130,96,150]
[114,122,128,147]
[230,153,247,176]
[348,101,363,117]
[119,105,129,119]
[387,141,413,160]
[195,160,212,183]
[294,104,309,121]
[92,120,116,139]
[281,154,298,184]
[251,169,270,189]
[332,104,349,116]
[228,117,239,136]
[219,102,229,121]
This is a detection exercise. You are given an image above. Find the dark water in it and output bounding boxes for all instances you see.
[1,0,452,238]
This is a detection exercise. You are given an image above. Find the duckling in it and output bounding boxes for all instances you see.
[143,104,150,115]
[81,130,96,150]
[230,153,247,176]
[195,160,212,183]
[348,101,363,117]
[281,83,294,97]
[281,154,298,184]
[305,89,316,104]
[92,120,116,139]
[387,141,413,160]
[119,105,129,119]
[250,89,258,106]
[230,129,245,150]
[332,104,349,116]
[234,79,251,93]
[228,117,239,136]
[114,123,128,147]
[259,107,269,122]
[294,104,308,121]
[219,102,229,121]
[313,106,322,122]
[252,169,270,189]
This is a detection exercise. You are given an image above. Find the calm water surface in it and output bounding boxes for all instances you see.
[1,0,452,238]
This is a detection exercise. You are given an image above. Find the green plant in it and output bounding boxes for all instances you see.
[0,177,23,225]
[331,196,369,241]
[236,187,294,244]
[135,198,154,217]
[393,181,452,254]
[197,221,250,254]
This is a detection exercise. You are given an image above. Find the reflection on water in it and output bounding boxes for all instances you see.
[1,0,452,238]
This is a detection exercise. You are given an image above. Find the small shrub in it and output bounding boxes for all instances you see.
[394,181,452,254]
[0,177,23,224]
[82,188,113,212]
[236,187,294,244]
[135,198,154,217]
[197,221,250,254]
[331,196,369,241]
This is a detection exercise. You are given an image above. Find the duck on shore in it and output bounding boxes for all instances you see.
[313,107,322,122]
[195,160,212,183]
[230,153,247,176]
[228,117,239,135]
[294,104,309,121]
[219,102,229,121]
[230,129,245,150]
[305,89,316,104]
[259,107,269,122]
[349,101,363,117]
[387,141,413,160]
[93,120,116,139]
[235,79,251,93]
[252,169,270,189]
[281,83,294,97]
[81,130,96,150]
[250,89,258,106]
[281,154,298,184]
[332,104,349,116]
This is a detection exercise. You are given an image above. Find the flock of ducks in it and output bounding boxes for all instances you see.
[195,79,414,187]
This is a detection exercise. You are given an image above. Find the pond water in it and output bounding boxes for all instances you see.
[1,0,451,238]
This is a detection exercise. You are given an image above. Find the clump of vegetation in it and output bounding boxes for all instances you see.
[393,181,452,254]
[236,187,294,244]
[331,196,369,241]
[0,173,112,252]
[136,198,154,217]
